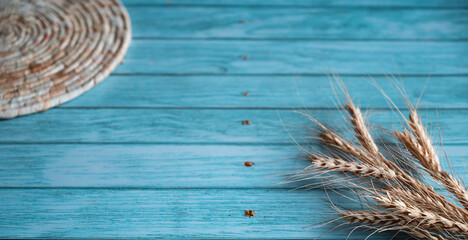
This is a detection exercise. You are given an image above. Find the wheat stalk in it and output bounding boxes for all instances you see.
[295,92,468,239]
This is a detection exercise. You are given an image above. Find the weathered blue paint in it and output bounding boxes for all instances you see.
[115,40,468,75]
[63,75,467,108]
[1,109,467,144]
[0,144,466,188]
[121,0,468,8]
[0,189,403,239]
[125,7,468,39]
[0,0,467,239]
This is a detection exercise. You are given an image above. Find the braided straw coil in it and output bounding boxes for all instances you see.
[0,0,131,119]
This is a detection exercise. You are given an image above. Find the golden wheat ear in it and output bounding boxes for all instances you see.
[293,79,468,240]
[396,109,468,209]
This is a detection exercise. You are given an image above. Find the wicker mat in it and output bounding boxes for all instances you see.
[0,0,131,119]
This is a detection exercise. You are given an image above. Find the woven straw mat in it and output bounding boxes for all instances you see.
[0,0,131,119]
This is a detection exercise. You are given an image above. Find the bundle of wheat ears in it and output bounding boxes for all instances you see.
[291,83,468,239]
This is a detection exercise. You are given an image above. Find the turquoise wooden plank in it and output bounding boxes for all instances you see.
[2,1,467,239]
[1,109,467,144]
[0,188,457,239]
[0,144,465,188]
[115,40,468,74]
[126,7,468,39]
[0,145,303,188]
[122,0,468,7]
[63,75,468,108]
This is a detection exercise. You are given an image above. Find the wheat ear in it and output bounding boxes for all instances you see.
[344,103,414,181]
[374,191,468,234]
[346,103,468,222]
[345,102,379,155]
[324,101,409,176]
[345,103,468,213]
[395,112,468,209]
[320,131,386,168]
[388,186,468,224]
[408,111,441,171]
[308,155,397,180]
[320,129,429,191]
[296,82,468,239]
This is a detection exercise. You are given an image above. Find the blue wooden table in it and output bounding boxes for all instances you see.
[1,0,468,239]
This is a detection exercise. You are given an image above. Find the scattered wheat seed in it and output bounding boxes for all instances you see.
[245,210,255,217]
[244,161,254,167]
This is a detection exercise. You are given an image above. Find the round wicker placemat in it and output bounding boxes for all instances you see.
[0,0,131,119]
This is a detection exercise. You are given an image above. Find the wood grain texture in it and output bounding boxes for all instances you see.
[0,144,303,188]
[0,188,459,239]
[0,144,465,188]
[115,40,468,75]
[2,109,467,144]
[122,0,468,7]
[2,0,468,239]
[127,7,468,39]
[63,75,468,108]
